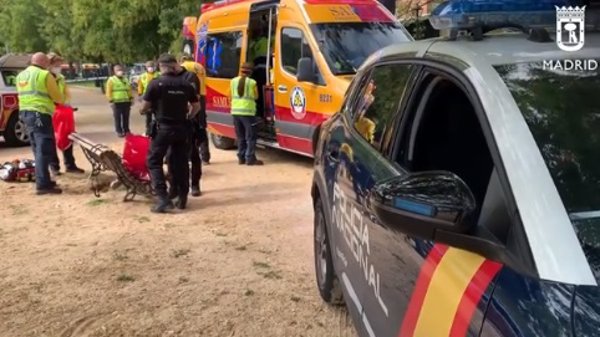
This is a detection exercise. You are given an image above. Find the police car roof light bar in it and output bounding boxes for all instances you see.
[429,0,583,40]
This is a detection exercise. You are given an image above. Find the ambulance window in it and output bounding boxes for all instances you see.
[204,31,243,79]
[353,64,414,152]
[281,28,314,75]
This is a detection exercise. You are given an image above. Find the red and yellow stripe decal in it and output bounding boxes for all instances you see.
[399,244,502,337]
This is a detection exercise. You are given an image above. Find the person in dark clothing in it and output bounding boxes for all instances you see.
[167,68,205,197]
[140,54,200,213]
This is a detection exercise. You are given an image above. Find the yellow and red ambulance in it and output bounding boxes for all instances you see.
[183,0,412,157]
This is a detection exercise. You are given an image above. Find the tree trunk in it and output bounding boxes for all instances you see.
[379,0,397,15]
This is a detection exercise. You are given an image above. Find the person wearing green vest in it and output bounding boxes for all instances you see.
[137,60,160,136]
[16,52,65,195]
[230,62,263,166]
[105,64,133,137]
[47,52,85,176]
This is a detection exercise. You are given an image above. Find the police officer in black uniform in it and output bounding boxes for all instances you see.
[140,54,201,213]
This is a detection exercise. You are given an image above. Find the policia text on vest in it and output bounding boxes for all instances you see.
[16,60,64,194]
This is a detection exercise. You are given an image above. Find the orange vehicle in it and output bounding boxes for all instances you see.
[183,0,412,156]
[0,54,29,146]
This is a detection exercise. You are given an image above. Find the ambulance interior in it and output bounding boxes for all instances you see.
[247,4,278,140]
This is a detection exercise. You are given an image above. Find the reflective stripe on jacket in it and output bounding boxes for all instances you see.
[16,66,55,114]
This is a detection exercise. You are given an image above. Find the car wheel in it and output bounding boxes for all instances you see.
[314,197,344,305]
[4,111,29,146]
[210,132,236,150]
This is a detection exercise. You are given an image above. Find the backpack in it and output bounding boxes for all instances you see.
[0,159,36,182]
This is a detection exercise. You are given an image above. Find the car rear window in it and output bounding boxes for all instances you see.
[495,61,600,281]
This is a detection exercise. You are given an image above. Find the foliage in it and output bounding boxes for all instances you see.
[0,0,206,63]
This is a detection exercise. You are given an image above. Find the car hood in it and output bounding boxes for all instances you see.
[572,285,600,336]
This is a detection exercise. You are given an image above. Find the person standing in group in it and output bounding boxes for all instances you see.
[47,52,85,176]
[140,54,200,213]
[16,52,64,194]
[137,61,160,136]
[180,54,210,164]
[106,65,133,137]
[230,62,263,166]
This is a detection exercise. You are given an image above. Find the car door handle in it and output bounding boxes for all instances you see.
[278,85,287,93]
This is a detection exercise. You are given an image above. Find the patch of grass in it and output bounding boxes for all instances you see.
[163,223,176,229]
[253,261,271,269]
[112,251,128,261]
[71,80,97,88]
[290,295,301,302]
[235,245,247,251]
[86,198,107,206]
[260,270,283,280]
[9,204,28,216]
[215,231,228,237]
[116,273,135,282]
[258,248,272,255]
[66,243,77,247]
[244,289,255,296]
[137,216,150,223]
[171,249,191,258]
[179,276,189,283]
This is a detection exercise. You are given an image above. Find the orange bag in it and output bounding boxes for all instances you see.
[52,104,75,151]
[122,134,151,181]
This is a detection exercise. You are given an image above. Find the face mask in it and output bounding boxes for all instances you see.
[115,70,124,77]
[147,67,155,73]
[51,67,62,75]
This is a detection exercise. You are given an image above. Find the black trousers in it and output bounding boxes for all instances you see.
[167,126,203,190]
[111,102,131,135]
[198,96,210,162]
[50,144,77,171]
[147,124,190,198]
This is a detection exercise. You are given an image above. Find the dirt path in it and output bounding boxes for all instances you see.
[0,89,356,337]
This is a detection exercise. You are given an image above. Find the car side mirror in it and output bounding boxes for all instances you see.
[297,57,317,83]
[369,171,476,240]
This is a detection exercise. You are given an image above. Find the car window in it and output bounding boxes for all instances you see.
[496,61,600,281]
[204,31,242,78]
[1,70,18,86]
[352,64,414,152]
[280,28,314,75]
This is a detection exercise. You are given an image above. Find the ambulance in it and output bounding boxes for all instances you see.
[182,0,412,156]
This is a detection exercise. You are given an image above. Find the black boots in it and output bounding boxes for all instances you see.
[151,196,174,213]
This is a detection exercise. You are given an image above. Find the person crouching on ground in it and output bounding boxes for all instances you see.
[230,62,263,166]
[47,52,85,175]
[106,65,133,137]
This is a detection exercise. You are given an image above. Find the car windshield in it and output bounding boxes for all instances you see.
[496,61,600,281]
[311,22,411,75]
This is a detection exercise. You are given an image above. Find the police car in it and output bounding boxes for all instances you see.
[311,0,600,336]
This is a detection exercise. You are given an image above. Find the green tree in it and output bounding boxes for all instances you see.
[0,0,47,53]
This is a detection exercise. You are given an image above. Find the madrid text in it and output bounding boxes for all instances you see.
[543,59,598,71]
[332,183,389,317]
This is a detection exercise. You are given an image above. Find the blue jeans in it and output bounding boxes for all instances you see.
[19,111,57,189]
[233,115,258,162]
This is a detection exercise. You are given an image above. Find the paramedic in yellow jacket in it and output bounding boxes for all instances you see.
[16,52,64,195]
[137,61,160,136]
[47,52,84,175]
[229,62,263,166]
[180,54,211,164]
[105,64,133,137]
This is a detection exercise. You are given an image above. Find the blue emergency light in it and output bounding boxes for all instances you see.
[393,197,437,217]
[429,0,581,33]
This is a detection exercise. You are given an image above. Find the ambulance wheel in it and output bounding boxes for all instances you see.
[314,197,344,305]
[210,133,236,150]
[4,111,29,146]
